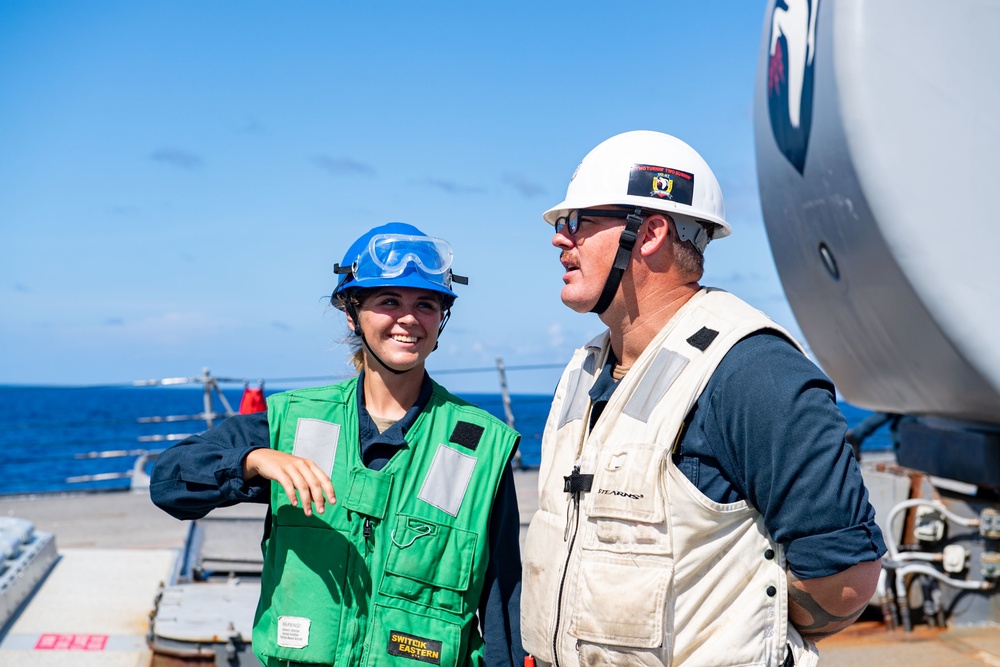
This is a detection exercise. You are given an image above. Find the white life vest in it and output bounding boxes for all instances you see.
[522,288,820,667]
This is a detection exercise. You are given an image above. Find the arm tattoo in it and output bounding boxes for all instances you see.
[787,584,868,640]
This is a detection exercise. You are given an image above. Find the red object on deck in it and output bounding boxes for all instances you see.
[239,384,267,414]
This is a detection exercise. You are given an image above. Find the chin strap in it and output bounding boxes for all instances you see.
[360,333,413,375]
[345,302,413,375]
[590,208,645,315]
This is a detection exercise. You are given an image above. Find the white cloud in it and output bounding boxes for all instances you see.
[98,311,237,346]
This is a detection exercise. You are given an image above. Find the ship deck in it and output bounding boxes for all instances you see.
[1,470,998,666]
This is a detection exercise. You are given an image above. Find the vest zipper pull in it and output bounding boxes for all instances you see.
[363,517,372,539]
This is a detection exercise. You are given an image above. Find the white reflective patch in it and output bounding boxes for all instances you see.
[292,418,339,476]
[277,615,310,648]
[418,444,477,517]
[623,348,689,422]
[580,347,601,375]
[557,368,593,428]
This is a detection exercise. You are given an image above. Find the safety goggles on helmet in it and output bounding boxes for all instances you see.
[333,233,468,298]
[354,233,454,280]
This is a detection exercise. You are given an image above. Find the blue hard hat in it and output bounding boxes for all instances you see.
[333,222,459,300]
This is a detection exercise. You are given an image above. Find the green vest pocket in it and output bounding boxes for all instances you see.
[381,515,476,614]
[261,524,357,663]
[346,467,394,520]
[366,603,461,667]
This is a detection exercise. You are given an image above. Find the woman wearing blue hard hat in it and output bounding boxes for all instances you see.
[151,223,526,666]
[332,222,464,376]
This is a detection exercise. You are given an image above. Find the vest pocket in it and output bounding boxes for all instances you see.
[570,442,674,655]
[263,524,351,664]
[568,551,672,651]
[588,442,666,522]
[577,642,672,667]
[584,442,671,555]
[365,603,461,667]
[381,514,475,614]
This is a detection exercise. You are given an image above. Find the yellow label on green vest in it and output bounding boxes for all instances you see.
[387,630,442,664]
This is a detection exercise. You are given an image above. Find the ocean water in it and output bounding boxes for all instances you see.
[0,385,890,496]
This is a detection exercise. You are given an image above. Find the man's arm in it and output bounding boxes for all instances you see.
[698,333,888,639]
[787,558,882,640]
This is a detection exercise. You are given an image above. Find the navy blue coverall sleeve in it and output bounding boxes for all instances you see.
[675,332,887,579]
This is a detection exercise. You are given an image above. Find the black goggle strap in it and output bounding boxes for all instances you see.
[334,262,468,287]
[590,208,645,315]
[332,263,353,303]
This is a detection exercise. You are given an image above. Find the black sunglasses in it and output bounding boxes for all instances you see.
[553,208,641,235]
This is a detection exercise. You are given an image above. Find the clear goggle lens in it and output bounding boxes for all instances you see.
[352,234,454,280]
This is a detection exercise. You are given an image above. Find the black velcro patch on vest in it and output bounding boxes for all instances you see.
[686,326,719,351]
[449,421,484,451]
[387,630,442,664]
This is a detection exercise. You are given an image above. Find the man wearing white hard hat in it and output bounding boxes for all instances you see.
[521,131,885,667]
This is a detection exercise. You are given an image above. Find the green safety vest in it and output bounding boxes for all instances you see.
[252,377,518,667]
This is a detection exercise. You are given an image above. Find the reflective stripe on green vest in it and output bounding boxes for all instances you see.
[252,377,518,667]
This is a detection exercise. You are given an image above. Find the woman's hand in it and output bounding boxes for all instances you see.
[243,448,336,516]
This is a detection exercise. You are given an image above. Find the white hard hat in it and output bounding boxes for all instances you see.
[544,130,731,244]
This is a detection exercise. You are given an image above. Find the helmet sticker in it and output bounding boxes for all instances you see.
[627,164,694,206]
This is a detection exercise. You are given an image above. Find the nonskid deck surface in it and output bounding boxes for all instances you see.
[0,490,256,666]
[819,621,1000,667]
[2,471,998,666]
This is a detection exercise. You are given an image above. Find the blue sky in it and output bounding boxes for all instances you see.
[0,1,799,395]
